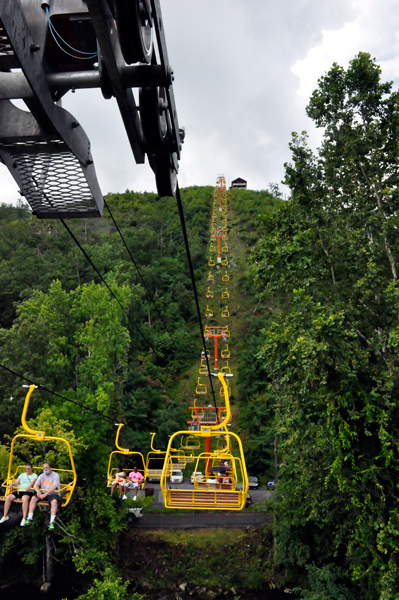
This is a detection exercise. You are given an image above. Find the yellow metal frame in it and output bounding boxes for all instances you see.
[0,385,77,508]
[207,272,214,282]
[180,435,201,451]
[209,243,216,252]
[221,258,229,267]
[221,306,229,318]
[222,326,230,340]
[107,424,146,487]
[222,245,228,253]
[221,288,229,299]
[206,287,214,299]
[199,359,209,375]
[221,345,230,359]
[221,361,231,374]
[145,433,175,477]
[216,434,230,453]
[160,373,248,510]
[208,258,215,267]
[205,306,213,318]
[196,378,207,394]
[220,384,231,397]
[222,272,229,282]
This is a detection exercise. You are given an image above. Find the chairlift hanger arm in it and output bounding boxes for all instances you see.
[84,0,145,163]
[0,0,92,166]
[150,0,180,158]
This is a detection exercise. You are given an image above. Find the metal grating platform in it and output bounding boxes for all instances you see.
[0,139,103,218]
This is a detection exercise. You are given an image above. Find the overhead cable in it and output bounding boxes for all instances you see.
[0,362,116,423]
[59,218,195,405]
[175,185,218,416]
[103,198,181,351]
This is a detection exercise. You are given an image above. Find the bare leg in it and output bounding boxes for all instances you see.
[3,494,16,518]
[50,499,58,517]
[21,495,30,520]
[110,482,117,496]
[29,494,39,515]
[118,484,124,498]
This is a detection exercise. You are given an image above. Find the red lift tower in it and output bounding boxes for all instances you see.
[211,228,228,263]
[204,325,230,370]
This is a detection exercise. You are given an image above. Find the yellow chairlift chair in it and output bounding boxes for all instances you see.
[160,373,248,510]
[222,272,230,282]
[199,359,209,375]
[221,345,230,359]
[221,288,229,299]
[196,378,207,394]
[208,272,215,282]
[222,326,230,341]
[216,433,230,453]
[221,306,229,318]
[221,257,228,267]
[209,243,216,252]
[219,383,231,397]
[221,361,232,375]
[145,433,174,482]
[180,435,201,452]
[107,424,147,495]
[206,287,214,299]
[222,245,228,253]
[205,305,213,318]
[208,258,216,267]
[0,385,77,508]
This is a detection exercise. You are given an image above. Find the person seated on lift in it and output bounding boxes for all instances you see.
[124,466,143,501]
[0,463,38,527]
[26,462,61,530]
[110,466,126,499]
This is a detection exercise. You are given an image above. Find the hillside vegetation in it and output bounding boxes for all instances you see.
[0,184,281,598]
[1,50,398,600]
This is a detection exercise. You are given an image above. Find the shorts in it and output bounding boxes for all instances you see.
[44,493,62,506]
[112,479,125,485]
[124,481,139,488]
[9,490,36,499]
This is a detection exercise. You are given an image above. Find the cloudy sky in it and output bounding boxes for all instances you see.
[1,0,399,203]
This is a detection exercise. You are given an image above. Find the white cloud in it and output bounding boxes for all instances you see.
[292,0,399,99]
[1,0,398,205]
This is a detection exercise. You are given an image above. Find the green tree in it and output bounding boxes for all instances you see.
[252,54,399,598]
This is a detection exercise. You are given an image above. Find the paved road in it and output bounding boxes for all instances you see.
[134,510,270,529]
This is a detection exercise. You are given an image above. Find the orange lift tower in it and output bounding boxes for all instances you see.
[203,323,231,462]
[214,175,226,211]
[211,228,228,264]
[204,325,230,371]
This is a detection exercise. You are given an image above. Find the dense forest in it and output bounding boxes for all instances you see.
[1,52,399,600]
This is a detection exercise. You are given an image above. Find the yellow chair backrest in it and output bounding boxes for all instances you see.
[221,345,230,359]
[221,361,231,374]
[196,378,207,394]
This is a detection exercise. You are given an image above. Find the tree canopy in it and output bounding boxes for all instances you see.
[252,53,399,598]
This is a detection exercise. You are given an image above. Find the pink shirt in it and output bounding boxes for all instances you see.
[129,471,144,483]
